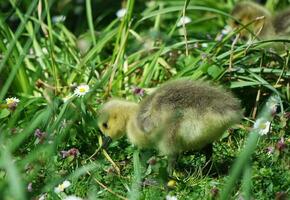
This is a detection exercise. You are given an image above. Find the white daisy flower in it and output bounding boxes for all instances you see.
[177,16,191,27]
[74,85,90,97]
[166,195,178,200]
[52,15,66,23]
[63,195,83,200]
[38,193,47,200]
[116,8,127,18]
[54,180,71,193]
[253,118,271,135]
[42,47,48,55]
[201,43,209,48]
[266,95,279,113]
[6,97,20,105]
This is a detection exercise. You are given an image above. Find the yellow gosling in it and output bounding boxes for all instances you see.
[98,79,243,173]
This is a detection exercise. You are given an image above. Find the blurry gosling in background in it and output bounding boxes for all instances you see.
[98,79,243,173]
[272,8,290,37]
[230,1,290,40]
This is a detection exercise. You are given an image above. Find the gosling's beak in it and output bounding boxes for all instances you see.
[102,136,112,149]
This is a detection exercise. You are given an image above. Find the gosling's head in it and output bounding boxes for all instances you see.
[230,2,272,39]
[98,99,138,140]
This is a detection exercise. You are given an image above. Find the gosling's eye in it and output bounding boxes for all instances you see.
[102,122,108,129]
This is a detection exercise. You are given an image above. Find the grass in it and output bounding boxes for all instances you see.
[0,0,289,199]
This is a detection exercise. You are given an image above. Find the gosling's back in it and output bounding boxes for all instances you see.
[135,79,242,155]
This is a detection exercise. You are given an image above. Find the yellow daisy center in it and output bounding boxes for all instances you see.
[259,123,267,129]
[6,99,14,104]
[58,184,65,191]
[79,88,86,93]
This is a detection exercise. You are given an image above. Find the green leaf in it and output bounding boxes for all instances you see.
[0,109,10,119]
[207,65,223,79]
[230,81,261,88]
[81,98,87,114]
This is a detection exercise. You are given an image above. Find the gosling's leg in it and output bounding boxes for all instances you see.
[202,143,213,161]
[167,154,178,177]
[201,143,213,174]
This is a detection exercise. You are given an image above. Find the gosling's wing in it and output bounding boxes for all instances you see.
[137,81,190,134]
[150,79,241,115]
[137,94,160,133]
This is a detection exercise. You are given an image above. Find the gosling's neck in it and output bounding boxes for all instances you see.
[118,100,139,127]
[125,101,151,148]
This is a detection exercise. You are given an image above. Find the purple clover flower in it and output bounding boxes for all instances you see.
[132,86,145,96]
[266,146,274,155]
[276,137,287,152]
[61,148,80,159]
[34,129,46,143]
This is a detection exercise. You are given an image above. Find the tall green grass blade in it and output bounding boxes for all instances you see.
[220,132,259,200]
[0,0,50,100]
[86,0,97,46]
[0,40,33,100]
[128,150,142,200]
[220,95,280,199]
[0,0,38,74]
[9,107,52,152]
[140,47,164,87]
[0,147,26,200]
[68,28,118,84]
[109,0,135,91]
[44,0,59,92]
[242,163,252,200]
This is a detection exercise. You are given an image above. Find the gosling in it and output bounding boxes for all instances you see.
[272,8,290,37]
[98,80,242,170]
[230,1,290,40]
[230,1,275,40]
